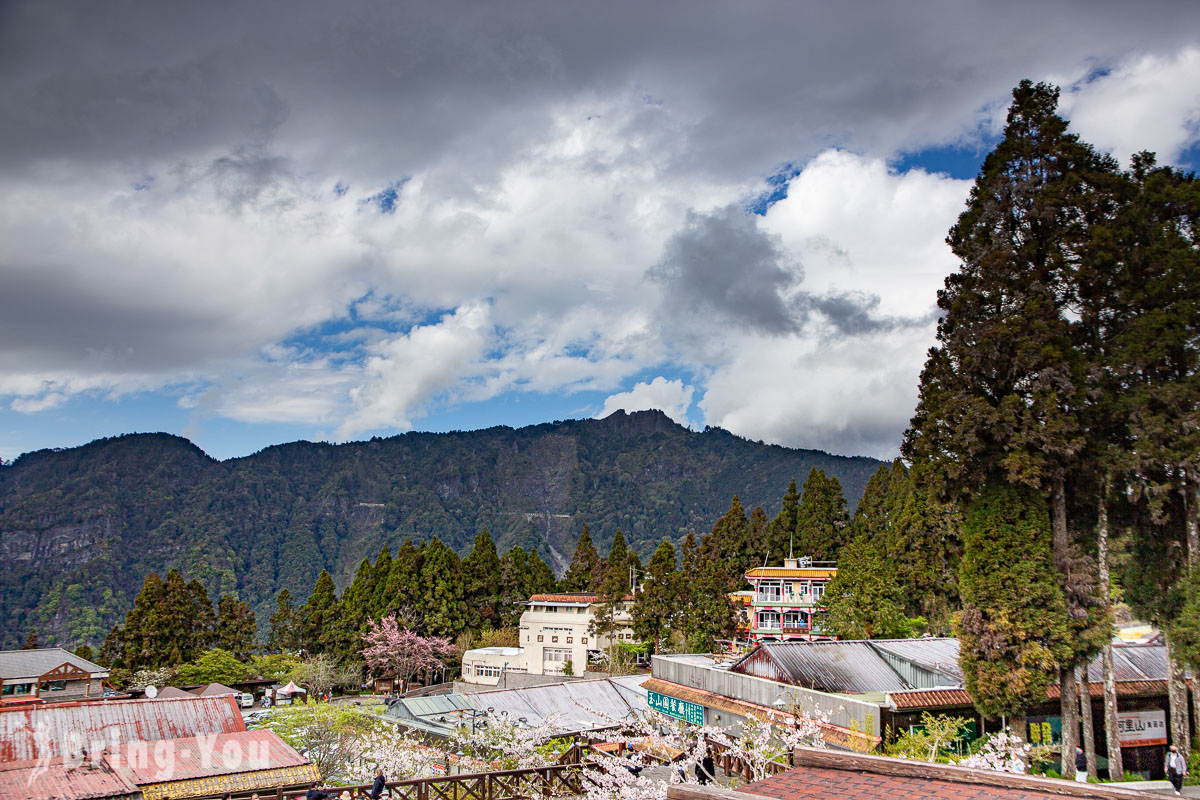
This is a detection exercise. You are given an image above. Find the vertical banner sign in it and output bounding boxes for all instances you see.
[1116,710,1167,747]
[647,689,705,725]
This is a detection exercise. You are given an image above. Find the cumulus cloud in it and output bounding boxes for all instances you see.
[1,2,1199,458]
[1060,46,1200,165]
[598,377,695,426]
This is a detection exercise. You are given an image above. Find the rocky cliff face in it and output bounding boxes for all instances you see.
[0,411,884,648]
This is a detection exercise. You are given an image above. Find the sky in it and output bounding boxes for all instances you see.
[2,2,1199,463]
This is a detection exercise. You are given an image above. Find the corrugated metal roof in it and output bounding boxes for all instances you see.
[731,641,913,693]
[0,696,245,762]
[0,649,108,681]
[889,680,1169,711]
[870,640,963,682]
[106,730,307,784]
[386,676,647,736]
[0,757,139,800]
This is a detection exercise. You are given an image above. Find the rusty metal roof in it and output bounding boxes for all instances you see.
[106,730,307,785]
[0,696,245,762]
[0,757,139,800]
[889,679,1169,710]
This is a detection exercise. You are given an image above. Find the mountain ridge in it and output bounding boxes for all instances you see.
[0,410,885,648]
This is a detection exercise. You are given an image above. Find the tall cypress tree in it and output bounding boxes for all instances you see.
[463,529,503,630]
[768,479,801,562]
[298,570,340,655]
[795,468,849,560]
[214,595,257,661]
[631,540,680,653]
[904,81,1119,762]
[418,538,468,638]
[527,548,557,596]
[560,525,600,592]
[956,483,1071,736]
[268,588,298,653]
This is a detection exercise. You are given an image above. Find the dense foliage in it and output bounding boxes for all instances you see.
[0,409,880,648]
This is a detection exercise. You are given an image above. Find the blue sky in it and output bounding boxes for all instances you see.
[2,3,1199,462]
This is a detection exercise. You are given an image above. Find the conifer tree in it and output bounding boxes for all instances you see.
[560,525,600,592]
[298,570,340,655]
[605,529,633,592]
[268,588,299,653]
[383,540,423,617]
[527,547,557,595]
[704,496,750,578]
[336,558,377,658]
[630,540,679,653]
[767,479,801,562]
[821,535,922,640]
[498,545,532,626]
[795,468,849,560]
[956,483,1071,737]
[464,529,503,630]
[418,538,469,638]
[214,595,257,660]
[369,546,394,619]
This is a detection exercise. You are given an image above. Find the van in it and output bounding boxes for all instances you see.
[238,693,255,708]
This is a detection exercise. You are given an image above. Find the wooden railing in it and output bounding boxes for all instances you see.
[194,751,594,800]
[704,737,790,781]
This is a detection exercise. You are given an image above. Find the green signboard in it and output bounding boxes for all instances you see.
[648,689,705,725]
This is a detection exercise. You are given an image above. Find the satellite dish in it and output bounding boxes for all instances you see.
[144,685,159,699]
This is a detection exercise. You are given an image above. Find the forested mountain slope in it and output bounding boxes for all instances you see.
[0,410,882,648]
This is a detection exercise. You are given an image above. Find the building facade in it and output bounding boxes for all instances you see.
[461,592,635,684]
[0,648,108,704]
[744,557,837,642]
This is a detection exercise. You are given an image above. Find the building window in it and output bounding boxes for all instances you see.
[39,680,68,692]
[537,635,543,642]
[543,648,571,663]
[757,581,783,603]
[2,683,33,696]
[812,584,825,600]
[757,611,781,630]
[474,665,502,678]
[545,606,557,613]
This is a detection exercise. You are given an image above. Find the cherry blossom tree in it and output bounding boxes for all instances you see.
[956,728,1034,774]
[360,614,456,692]
[449,711,567,771]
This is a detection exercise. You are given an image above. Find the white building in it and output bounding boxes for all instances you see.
[460,592,635,684]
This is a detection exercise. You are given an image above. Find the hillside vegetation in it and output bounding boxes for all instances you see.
[0,409,880,648]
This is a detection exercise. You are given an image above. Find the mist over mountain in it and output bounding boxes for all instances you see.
[0,410,883,648]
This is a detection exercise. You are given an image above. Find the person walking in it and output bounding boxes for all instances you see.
[1167,745,1188,796]
[1074,748,1088,783]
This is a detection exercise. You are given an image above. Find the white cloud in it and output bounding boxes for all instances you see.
[599,377,695,426]
[1061,47,1200,166]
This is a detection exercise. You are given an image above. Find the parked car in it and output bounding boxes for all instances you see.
[238,693,255,708]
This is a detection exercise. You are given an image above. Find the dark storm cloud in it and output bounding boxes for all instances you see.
[3,0,1199,181]
[650,207,913,338]
[650,206,804,335]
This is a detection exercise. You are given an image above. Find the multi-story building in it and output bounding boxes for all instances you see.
[744,556,837,642]
[461,592,635,684]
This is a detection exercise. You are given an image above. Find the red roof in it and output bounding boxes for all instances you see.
[106,729,308,784]
[528,593,634,602]
[0,758,138,800]
[726,748,1153,800]
[0,696,245,762]
[889,680,1170,710]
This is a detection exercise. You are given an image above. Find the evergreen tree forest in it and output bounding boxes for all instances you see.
[900,80,1200,769]
[0,409,880,649]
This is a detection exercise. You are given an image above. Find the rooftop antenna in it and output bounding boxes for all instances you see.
[789,532,794,560]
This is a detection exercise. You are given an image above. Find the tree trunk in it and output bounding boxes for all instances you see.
[1060,668,1079,777]
[1185,470,1199,567]
[1052,480,1079,777]
[1096,483,1123,779]
[1166,637,1191,754]
[1077,665,1097,779]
